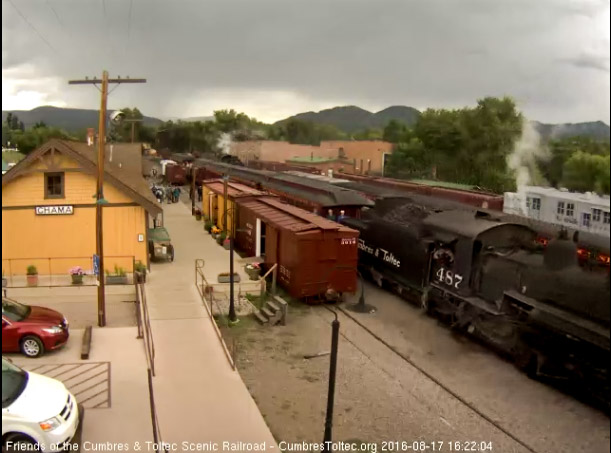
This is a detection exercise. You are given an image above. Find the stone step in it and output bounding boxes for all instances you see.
[266,300,280,312]
[253,310,268,324]
[261,307,275,319]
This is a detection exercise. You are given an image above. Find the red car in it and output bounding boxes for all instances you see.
[2,298,69,358]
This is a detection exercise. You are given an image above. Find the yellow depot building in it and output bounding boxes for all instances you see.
[2,139,162,283]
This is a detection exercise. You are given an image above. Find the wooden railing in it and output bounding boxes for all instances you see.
[135,272,156,376]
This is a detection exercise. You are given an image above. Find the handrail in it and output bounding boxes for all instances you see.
[194,260,236,370]
[135,272,156,376]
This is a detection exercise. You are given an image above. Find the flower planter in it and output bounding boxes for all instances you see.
[217,273,241,283]
[195,214,202,221]
[245,270,260,281]
[27,274,38,286]
[106,275,128,285]
[223,242,230,250]
[71,274,84,285]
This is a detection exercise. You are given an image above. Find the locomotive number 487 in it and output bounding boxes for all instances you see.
[435,267,463,289]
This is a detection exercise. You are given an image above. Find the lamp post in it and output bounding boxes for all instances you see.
[346,271,376,314]
[221,205,239,325]
[322,310,340,452]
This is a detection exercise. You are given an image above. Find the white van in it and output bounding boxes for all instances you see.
[2,357,80,452]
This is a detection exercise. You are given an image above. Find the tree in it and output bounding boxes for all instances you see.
[352,128,383,140]
[383,119,410,143]
[562,151,610,194]
[10,125,74,154]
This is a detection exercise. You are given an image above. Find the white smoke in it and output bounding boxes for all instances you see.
[507,120,550,191]
[217,132,233,155]
[506,120,550,215]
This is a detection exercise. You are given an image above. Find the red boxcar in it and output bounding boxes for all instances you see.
[165,164,187,185]
[235,197,359,300]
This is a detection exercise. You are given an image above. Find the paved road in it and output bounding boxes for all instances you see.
[335,282,610,453]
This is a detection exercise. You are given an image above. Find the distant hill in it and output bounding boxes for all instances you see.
[276,105,421,133]
[278,105,610,141]
[1,106,163,133]
[532,120,610,141]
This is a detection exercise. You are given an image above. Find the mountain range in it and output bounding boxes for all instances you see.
[1,106,163,132]
[277,105,611,141]
[3,105,609,141]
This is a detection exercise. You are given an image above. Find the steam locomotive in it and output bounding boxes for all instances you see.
[342,196,610,403]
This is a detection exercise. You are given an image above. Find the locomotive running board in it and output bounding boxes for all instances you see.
[504,290,610,351]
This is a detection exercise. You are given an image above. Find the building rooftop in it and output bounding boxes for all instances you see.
[519,186,610,207]
[409,179,478,191]
[2,139,161,216]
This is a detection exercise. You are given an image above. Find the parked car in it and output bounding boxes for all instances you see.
[2,298,69,358]
[2,357,80,452]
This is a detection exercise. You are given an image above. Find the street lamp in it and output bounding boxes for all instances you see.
[346,270,376,314]
[221,205,239,325]
[322,309,340,453]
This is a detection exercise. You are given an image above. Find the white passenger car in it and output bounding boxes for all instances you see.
[2,357,80,452]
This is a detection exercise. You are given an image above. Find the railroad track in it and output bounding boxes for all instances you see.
[323,304,542,453]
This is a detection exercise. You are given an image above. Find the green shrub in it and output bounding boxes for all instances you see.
[26,265,38,275]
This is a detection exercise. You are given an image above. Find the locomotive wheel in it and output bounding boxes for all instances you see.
[514,347,539,378]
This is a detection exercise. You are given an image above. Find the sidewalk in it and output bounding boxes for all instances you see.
[145,201,277,448]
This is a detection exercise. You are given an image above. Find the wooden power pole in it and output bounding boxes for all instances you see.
[69,71,146,327]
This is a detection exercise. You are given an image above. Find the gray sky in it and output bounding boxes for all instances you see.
[2,0,609,124]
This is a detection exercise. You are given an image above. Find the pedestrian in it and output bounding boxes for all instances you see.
[326,209,335,221]
[173,187,181,203]
[338,210,346,222]
[197,185,203,202]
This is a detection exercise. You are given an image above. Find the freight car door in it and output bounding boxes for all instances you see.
[266,226,279,265]
[430,244,465,293]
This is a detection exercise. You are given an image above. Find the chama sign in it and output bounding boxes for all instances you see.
[35,205,74,216]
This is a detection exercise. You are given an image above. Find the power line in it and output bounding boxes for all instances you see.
[46,0,65,30]
[127,0,134,49]
[6,0,58,54]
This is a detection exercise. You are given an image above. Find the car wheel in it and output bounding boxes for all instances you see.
[4,433,39,452]
[168,244,175,262]
[20,335,44,358]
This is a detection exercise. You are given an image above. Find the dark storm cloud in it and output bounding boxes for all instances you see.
[2,0,609,123]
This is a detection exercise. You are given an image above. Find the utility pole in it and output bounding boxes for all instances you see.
[69,71,146,327]
[124,118,143,143]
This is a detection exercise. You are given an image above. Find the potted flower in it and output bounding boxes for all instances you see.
[217,272,241,283]
[223,237,231,250]
[69,266,85,285]
[195,209,202,221]
[105,265,128,285]
[134,261,147,283]
[26,265,38,286]
[217,231,227,245]
[204,220,213,233]
[244,262,261,280]
[211,226,221,239]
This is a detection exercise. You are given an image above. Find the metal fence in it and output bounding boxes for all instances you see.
[2,256,136,288]
[134,273,167,453]
[194,259,237,370]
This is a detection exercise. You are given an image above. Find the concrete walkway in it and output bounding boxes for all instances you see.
[145,201,277,449]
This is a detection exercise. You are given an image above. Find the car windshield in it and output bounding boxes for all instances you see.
[2,298,31,322]
[2,358,28,408]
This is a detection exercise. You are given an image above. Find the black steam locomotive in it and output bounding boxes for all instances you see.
[342,196,610,402]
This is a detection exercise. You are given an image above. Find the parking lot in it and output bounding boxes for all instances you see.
[7,326,153,448]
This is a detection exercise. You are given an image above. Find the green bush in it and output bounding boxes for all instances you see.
[26,265,38,275]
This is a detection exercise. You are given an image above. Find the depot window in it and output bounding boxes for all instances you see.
[593,209,602,222]
[604,212,610,225]
[557,202,565,215]
[531,197,541,211]
[44,172,65,199]
[566,203,575,217]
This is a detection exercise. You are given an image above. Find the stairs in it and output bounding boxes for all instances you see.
[254,296,288,326]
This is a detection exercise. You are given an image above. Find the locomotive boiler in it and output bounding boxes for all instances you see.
[343,196,610,401]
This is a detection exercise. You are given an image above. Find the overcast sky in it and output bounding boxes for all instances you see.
[2,0,609,124]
